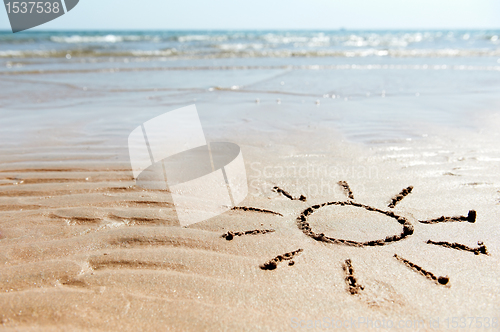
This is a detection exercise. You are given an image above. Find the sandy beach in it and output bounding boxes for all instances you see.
[1,30,500,331]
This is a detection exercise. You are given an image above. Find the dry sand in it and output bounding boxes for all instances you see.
[1,118,500,331]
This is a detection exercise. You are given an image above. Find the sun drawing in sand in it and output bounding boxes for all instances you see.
[222,181,489,295]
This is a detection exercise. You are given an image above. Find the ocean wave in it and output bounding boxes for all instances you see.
[1,47,500,59]
[1,30,500,59]
[249,31,500,48]
[2,30,499,46]
[47,33,231,44]
[49,34,161,43]
[176,34,229,42]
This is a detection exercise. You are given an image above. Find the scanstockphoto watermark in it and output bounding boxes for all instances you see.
[291,317,425,330]
[290,317,499,330]
[3,0,79,33]
[128,105,248,227]
[249,161,380,197]
[250,162,380,180]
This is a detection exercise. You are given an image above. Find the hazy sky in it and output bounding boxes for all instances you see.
[1,0,499,31]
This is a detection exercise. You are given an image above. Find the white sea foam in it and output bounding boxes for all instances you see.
[177,35,228,42]
[50,35,160,43]
[1,30,499,59]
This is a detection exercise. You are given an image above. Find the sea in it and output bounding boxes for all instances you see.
[1,30,499,59]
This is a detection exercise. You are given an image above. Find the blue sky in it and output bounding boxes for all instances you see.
[1,0,499,30]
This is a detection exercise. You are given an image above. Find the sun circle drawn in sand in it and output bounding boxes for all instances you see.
[226,181,488,293]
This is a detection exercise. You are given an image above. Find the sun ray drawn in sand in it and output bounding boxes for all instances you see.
[226,181,488,294]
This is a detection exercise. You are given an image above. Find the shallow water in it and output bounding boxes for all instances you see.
[0,30,500,167]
